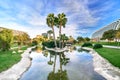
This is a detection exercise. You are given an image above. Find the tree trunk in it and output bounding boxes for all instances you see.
[59,25,62,48]
[52,26,57,48]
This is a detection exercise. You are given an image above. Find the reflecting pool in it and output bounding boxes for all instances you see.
[20,47,106,80]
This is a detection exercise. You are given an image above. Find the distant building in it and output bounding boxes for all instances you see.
[92,19,120,41]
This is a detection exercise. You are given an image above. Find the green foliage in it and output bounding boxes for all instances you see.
[46,13,57,47]
[0,29,13,51]
[48,70,68,80]
[0,46,28,72]
[95,48,120,68]
[84,37,90,41]
[81,42,92,47]
[31,40,38,46]
[102,29,116,40]
[93,44,103,49]
[77,36,84,43]
[116,31,120,39]
[55,13,67,28]
[42,40,62,49]
[42,41,55,49]
[14,33,30,46]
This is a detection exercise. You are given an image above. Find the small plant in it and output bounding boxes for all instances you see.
[81,42,92,47]
[93,44,103,49]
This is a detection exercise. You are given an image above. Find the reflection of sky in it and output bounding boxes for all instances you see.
[20,50,106,80]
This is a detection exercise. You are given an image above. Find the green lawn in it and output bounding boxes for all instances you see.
[95,48,120,68]
[0,46,28,72]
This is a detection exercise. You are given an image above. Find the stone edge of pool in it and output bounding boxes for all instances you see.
[0,46,120,80]
[82,47,120,80]
[0,47,33,80]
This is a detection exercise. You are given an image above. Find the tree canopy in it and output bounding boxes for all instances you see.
[0,29,13,51]
[102,29,116,40]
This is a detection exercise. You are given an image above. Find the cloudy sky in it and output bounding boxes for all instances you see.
[0,0,120,38]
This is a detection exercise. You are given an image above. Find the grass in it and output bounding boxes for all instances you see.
[0,46,28,72]
[95,48,120,68]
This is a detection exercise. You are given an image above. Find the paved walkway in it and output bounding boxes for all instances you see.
[0,47,33,80]
[10,46,26,50]
[103,45,120,49]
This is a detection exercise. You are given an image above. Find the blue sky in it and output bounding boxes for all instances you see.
[0,0,120,38]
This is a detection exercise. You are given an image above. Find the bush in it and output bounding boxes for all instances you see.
[42,41,55,48]
[31,40,38,46]
[81,42,92,47]
[93,44,103,49]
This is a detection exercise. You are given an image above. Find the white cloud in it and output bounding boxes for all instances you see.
[0,0,119,38]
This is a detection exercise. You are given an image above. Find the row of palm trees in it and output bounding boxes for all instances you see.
[46,13,67,49]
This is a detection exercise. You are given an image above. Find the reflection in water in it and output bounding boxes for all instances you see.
[48,52,69,80]
[20,47,106,80]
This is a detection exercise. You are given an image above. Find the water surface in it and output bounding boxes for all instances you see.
[20,47,106,80]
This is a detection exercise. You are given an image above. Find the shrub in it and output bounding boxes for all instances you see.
[81,42,92,47]
[31,40,38,46]
[93,44,103,49]
[42,41,55,48]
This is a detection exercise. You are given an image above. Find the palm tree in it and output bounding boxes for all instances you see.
[47,30,53,40]
[61,34,68,48]
[56,13,67,48]
[46,13,57,48]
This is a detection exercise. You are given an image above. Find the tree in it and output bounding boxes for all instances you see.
[68,36,75,44]
[56,13,67,48]
[14,33,30,49]
[77,36,84,43]
[61,34,69,48]
[0,29,13,51]
[102,29,116,41]
[116,31,120,46]
[46,13,57,48]
[22,33,30,45]
[84,37,90,42]
[47,30,53,40]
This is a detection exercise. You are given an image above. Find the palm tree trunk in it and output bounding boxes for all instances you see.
[52,26,57,48]
[59,25,62,48]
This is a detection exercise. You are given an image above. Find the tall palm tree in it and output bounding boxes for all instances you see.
[47,30,53,39]
[56,13,67,48]
[46,13,57,48]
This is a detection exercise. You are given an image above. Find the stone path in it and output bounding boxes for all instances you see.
[0,47,32,80]
[82,47,120,80]
[103,45,120,49]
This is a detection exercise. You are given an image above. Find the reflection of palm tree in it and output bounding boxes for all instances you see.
[59,53,63,73]
[46,13,57,48]
[53,53,57,73]
[48,53,53,65]
[47,52,69,80]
